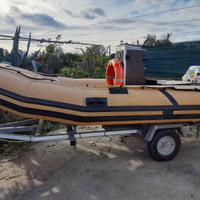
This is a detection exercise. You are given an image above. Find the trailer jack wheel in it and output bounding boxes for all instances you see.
[147,129,181,161]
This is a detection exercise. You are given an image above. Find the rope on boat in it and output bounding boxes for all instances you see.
[0,66,56,82]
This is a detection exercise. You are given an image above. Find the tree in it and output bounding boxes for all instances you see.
[45,34,64,73]
[79,45,110,78]
[142,33,172,46]
[34,34,65,74]
[35,41,110,78]
[60,52,82,69]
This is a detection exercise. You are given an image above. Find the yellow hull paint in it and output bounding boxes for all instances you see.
[1,63,200,125]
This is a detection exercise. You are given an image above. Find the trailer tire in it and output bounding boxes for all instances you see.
[147,129,181,161]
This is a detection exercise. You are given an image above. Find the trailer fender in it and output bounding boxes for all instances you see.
[145,123,187,142]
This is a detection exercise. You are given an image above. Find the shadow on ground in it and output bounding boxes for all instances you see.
[0,126,200,200]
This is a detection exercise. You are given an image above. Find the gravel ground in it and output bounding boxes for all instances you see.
[0,125,200,200]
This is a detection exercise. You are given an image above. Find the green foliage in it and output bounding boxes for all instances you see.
[35,37,110,78]
[79,45,110,78]
[9,26,20,66]
[35,34,64,74]
[18,116,28,121]
[75,66,90,78]
[57,45,110,78]
[20,50,40,70]
[1,26,40,71]
[21,32,32,64]
[1,27,110,78]
[59,67,86,78]
[44,34,63,73]
[60,52,82,68]
[60,67,71,76]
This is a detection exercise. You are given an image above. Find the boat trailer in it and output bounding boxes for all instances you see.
[0,119,199,161]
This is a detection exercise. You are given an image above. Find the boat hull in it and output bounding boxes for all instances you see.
[1,64,200,126]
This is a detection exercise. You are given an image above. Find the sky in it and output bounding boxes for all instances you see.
[1,0,200,54]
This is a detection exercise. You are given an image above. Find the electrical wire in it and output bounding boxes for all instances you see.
[1,5,200,45]
[87,31,200,44]
[0,35,101,46]
[64,4,200,30]
[67,17,200,38]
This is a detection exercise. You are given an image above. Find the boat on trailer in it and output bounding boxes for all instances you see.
[0,43,199,126]
[0,43,200,161]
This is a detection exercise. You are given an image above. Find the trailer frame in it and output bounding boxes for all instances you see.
[0,119,198,161]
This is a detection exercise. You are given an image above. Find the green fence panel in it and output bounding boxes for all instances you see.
[143,41,200,78]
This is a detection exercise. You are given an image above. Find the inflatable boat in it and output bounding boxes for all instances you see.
[0,43,200,126]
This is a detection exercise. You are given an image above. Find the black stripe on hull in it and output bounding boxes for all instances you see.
[159,90,178,115]
[159,90,179,106]
[2,88,200,113]
[1,99,200,123]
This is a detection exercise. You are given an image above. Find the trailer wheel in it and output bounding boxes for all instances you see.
[147,129,181,161]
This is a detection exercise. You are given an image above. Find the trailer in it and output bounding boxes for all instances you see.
[1,43,200,161]
[0,119,198,161]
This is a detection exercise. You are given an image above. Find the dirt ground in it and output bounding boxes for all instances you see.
[0,125,200,200]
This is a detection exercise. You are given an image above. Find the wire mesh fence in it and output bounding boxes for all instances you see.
[143,41,200,78]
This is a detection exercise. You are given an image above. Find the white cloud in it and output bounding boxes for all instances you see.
[64,6,105,19]
[0,0,200,52]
